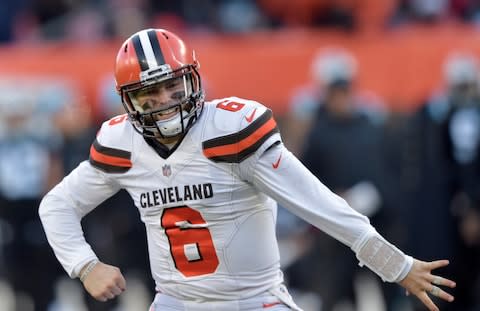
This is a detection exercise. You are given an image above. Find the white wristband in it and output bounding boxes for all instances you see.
[354,232,410,283]
[79,260,98,282]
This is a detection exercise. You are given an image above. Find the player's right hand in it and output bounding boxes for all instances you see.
[82,261,127,302]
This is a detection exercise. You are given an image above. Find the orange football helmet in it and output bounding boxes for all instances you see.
[114,28,204,138]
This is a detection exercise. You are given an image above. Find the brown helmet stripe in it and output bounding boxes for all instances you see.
[147,29,165,66]
[132,34,149,71]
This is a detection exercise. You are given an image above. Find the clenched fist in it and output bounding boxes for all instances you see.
[81,261,127,302]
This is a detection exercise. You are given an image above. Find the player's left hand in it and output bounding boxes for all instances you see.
[399,259,456,311]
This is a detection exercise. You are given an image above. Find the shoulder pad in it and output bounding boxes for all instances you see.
[202,97,280,163]
[89,114,133,173]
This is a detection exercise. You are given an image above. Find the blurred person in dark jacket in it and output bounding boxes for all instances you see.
[285,48,400,311]
[411,51,480,311]
[282,47,386,156]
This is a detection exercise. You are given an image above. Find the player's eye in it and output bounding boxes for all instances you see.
[140,99,156,111]
[171,91,185,100]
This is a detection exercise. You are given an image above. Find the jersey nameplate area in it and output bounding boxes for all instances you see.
[140,183,213,208]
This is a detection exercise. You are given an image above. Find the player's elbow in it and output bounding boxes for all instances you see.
[38,193,52,222]
[38,181,70,220]
[38,188,63,222]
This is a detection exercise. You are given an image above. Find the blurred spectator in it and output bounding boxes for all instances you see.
[0,78,70,311]
[104,0,150,39]
[282,47,386,155]
[401,51,480,311]
[217,0,268,33]
[6,0,480,43]
[283,48,396,311]
[179,0,219,31]
[391,0,450,25]
[10,2,108,42]
[440,52,480,311]
[18,0,74,41]
[64,6,107,43]
[409,0,450,22]
[257,0,355,30]
[451,0,480,24]
[53,96,96,174]
[0,1,27,42]
[389,0,480,26]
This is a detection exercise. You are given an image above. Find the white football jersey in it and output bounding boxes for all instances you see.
[110,98,281,300]
[40,97,394,302]
[62,97,283,300]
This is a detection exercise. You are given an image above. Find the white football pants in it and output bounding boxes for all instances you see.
[148,284,303,311]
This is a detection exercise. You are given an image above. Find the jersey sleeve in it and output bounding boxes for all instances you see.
[250,143,375,246]
[39,116,132,278]
[39,161,121,278]
[250,143,412,282]
[202,97,281,163]
[89,114,133,174]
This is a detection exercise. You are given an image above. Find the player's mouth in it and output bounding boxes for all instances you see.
[157,106,180,120]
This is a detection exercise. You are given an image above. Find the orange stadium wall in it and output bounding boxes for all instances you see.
[1,26,480,117]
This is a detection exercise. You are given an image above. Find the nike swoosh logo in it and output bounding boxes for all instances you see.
[262,302,281,308]
[245,108,257,123]
[272,152,282,169]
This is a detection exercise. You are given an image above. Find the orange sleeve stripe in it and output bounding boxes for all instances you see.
[203,117,277,158]
[89,145,132,168]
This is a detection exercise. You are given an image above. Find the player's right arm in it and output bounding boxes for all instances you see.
[39,117,130,301]
[39,161,120,277]
[39,160,127,301]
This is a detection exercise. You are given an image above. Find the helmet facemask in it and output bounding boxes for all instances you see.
[121,66,204,139]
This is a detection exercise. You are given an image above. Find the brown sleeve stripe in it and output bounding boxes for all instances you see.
[89,139,132,173]
[202,109,280,163]
[203,110,274,149]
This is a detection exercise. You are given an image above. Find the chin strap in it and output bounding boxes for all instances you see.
[352,229,413,283]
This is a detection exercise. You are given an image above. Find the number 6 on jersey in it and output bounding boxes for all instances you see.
[161,206,219,277]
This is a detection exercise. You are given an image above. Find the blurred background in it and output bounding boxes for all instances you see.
[0,0,479,310]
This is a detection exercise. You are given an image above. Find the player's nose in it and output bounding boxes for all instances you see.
[152,90,173,108]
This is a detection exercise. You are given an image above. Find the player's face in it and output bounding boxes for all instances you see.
[128,76,189,121]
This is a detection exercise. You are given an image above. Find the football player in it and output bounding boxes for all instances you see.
[39,29,455,311]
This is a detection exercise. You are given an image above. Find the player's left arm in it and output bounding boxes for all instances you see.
[212,100,455,310]
[245,143,456,311]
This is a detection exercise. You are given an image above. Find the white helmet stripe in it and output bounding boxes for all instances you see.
[138,30,158,69]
